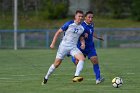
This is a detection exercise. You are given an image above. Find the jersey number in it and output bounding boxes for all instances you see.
[74,28,79,33]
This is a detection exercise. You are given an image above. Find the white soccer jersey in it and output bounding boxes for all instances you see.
[61,20,85,47]
[56,20,85,59]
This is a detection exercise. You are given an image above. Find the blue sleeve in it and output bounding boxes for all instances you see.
[80,22,87,37]
[81,26,87,37]
[61,20,73,31]
[81,31,86,37]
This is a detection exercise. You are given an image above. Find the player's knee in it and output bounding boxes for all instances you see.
[54,64,59,68]
[75,54,85,61]
[82,57,85,61]
[93,60,98,64]
[80,57,85,61]
[77,57,85,62]
[90,57,98,64]
[54,59,62,68]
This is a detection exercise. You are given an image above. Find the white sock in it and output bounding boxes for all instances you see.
[45,64,55,79]
[74,60,84,76]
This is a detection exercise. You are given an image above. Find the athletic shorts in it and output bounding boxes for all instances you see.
[81,48,97,59]
[56,44,82,59]
[71,48,97,63]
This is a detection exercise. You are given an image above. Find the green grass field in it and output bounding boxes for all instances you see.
[0,48,140,93]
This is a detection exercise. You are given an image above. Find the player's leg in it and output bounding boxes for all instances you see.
[90,56,104,84]
[88,49,104,84]
[42,58,62,85]
[42,45,67,85]
[71,53,86,65]
[71,56,78,65]
[70,48,85,82]
[74,53,85,76]
[72,53,85,82]
[44,58,62,79]
[67,52,78,65]
[90,56,100,79]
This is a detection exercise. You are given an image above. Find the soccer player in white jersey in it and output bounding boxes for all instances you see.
[42,10,86,85]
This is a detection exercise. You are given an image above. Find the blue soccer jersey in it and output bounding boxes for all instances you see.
[77,21,97,58]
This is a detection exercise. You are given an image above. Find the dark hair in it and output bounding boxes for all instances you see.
[75,10,84,14]
[85,11,93,17]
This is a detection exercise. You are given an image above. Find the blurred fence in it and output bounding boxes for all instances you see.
[0,28,140,49]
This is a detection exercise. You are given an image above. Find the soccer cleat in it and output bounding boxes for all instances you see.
[72,76,83,82]
[42,77,48,85]
[96,77,104,84]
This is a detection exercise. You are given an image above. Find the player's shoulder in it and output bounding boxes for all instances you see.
[64,20,74,25]
[61,20,74,31]
[81,21,87,26]
[81,22,88,31]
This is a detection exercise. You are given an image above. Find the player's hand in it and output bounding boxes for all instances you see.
[80,44,85,50]
[98,36,104,41]
[50,44,55,49]
[84,33,88,38]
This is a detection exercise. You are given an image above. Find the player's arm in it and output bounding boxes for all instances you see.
[80,36,85,50]
[50,29,63,49]
[93,33,104,41]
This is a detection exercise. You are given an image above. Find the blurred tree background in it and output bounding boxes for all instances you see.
[0,0,69,19]
[0,0,140,20]
[90,0,140,20]
[0,0,140,29]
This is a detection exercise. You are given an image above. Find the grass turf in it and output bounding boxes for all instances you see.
[0,48,140,93]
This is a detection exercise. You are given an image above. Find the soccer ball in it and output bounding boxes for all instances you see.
[112,77,123,88]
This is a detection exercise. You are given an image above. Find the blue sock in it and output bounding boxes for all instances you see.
[71,56,76,65]
[93,64,101,80]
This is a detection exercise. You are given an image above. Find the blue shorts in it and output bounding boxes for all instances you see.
[71,48,97,63]
[81,48,97,59]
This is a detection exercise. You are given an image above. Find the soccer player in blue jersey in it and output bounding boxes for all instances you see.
[42,10,86,85]
[71,11,104,84]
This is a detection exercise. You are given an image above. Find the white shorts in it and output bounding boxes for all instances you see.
[56,44,82,59]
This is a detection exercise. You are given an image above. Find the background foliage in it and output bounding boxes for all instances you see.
[0,0,140,20]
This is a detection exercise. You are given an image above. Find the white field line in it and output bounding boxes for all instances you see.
[0,72,135,79]
[11,74,42,77]
[126,73,135,75]
[0,78,12,80]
